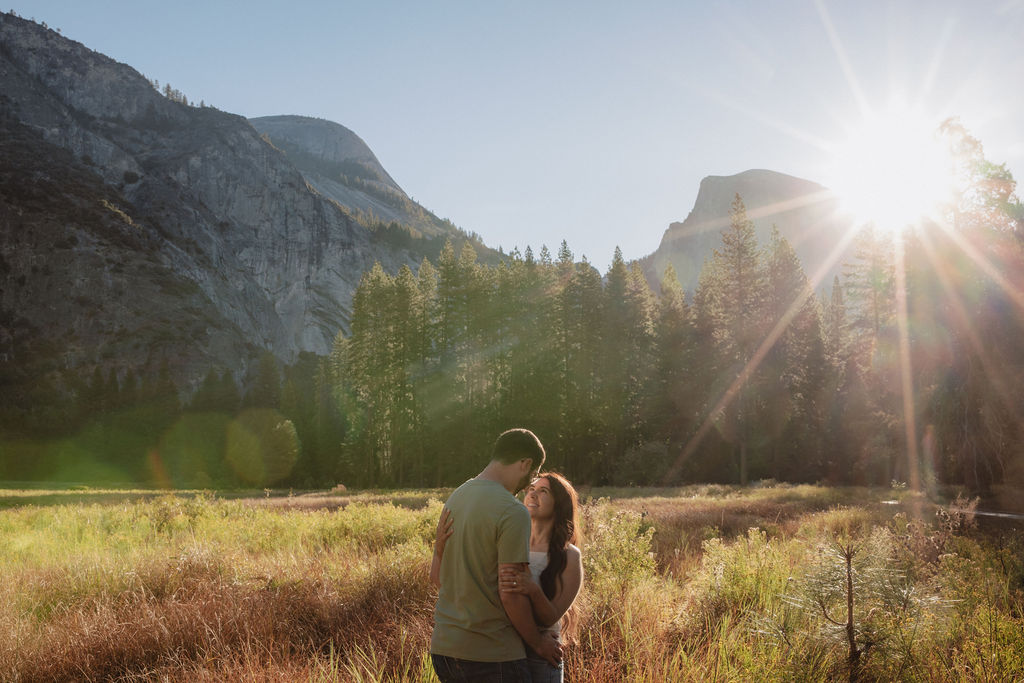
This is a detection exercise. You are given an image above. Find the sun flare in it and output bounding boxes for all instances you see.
[827,105,954,231]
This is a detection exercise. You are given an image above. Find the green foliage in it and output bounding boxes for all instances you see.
[325,143,1024,490]
[224,409,300,486]
[582,500,656,596]
[7,117,1023,495]
[0,487,1021,680]
[683,527,790,636]
[314,501,437,552]
[161,82,190,105]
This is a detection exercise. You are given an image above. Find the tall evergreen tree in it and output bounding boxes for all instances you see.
[762,227,827,480]
[243,352,282,410]
[390,264,425,485]
[841,225,900,484]
[914,120,1024,492]
[559,257,605,481]
[822,275,850,374]
[843,225,895,357]
[642,264,695,482]
[189,369,225,413]
[708,194,767,485]
[343,262,394,485]
[821,276,857,481]
[600,247,632,469]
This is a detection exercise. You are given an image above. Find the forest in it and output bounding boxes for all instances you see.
[2,122,1022,494]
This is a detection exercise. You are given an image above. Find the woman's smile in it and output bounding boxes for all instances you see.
[524,477,554,518]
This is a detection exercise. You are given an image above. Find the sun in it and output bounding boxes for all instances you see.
[826,104,955,231]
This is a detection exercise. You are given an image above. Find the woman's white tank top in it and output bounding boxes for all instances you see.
[528,550,562,638]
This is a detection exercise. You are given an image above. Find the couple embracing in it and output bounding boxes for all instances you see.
[430,428,583,682]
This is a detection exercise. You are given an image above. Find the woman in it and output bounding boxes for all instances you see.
[431,472,583,683]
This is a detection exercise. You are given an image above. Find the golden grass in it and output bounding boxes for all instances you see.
[0,485,1020,682]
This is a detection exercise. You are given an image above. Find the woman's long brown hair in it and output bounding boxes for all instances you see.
[535,471,581,639]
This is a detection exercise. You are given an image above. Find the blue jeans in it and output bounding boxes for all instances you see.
[431,654,532,682]
[527,645,564,683]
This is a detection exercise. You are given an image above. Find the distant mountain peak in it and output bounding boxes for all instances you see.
[250,115,403,196]
[249,115,461,239]
[665,169,832,243]
[644,169,843,293]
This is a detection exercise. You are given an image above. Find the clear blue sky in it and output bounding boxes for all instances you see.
[14,1,1024,270]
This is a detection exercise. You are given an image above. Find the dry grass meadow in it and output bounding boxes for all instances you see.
[1,484,1022,681]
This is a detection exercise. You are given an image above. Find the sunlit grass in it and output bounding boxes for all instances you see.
[0,486,1020,681]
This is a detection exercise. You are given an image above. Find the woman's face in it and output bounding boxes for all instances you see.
[524,476,555,520]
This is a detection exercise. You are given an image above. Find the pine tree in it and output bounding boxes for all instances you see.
[559,256,605,481]
[511,244,562,466]
[414,258,441,484]
[709,194,767,485]
[217,370,240,414]
[600,247,632,467]
[841,225,899,484]
[391,264,424,485]
[843,225,894,357]
[189,369,223,413]
[345,262,394,484]
[642,263,695,482]
[762,227,827,480]
[686,258,732,482]
[243,352,282,409]
[913,121,1024,491]
[823,275,850,374]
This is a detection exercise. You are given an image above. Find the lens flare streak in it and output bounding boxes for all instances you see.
[664,209,863,483]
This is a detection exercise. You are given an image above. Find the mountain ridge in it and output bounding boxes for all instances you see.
[0,12,464,400]
[1,10,848,412]
[250,114,459,239]
[642,169,845,293]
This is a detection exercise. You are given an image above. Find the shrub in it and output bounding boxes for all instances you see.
[679,527,790,640]
[582,499,656,597]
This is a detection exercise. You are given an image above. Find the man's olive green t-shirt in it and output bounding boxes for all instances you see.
[430,478,531,662]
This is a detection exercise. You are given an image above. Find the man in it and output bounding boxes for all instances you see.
[431,428,562,682]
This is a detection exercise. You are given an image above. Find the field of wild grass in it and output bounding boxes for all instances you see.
[1,485,1022,682]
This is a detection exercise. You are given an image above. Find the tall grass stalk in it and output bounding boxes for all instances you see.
[0,487,1020,681]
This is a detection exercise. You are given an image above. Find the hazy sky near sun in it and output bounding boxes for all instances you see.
[14,1,1024,270]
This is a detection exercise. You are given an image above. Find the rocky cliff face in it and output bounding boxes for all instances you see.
[0,13,423,395]
[0,115,254,401]
[250,115,457,239]
[642,169,844,293]
[251,115,403,194]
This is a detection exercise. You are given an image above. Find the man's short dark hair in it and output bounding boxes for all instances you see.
[491,428,546,469]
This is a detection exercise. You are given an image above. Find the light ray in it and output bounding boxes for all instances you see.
[665,189,837,242]
[892,235,920,491]
[939,220,1024,316]
[663,209,862,483]
[693,85,834,152]
[918,15,957,103]
[917,227,1023,430]
[813,0,870,118]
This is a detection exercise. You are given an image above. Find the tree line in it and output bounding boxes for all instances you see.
[330,212,852,488]
[3,122,1020,492]
[326,121,1024,491]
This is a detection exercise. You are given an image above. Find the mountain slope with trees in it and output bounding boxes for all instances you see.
[0,12,489,480]
[0,13,493,390]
